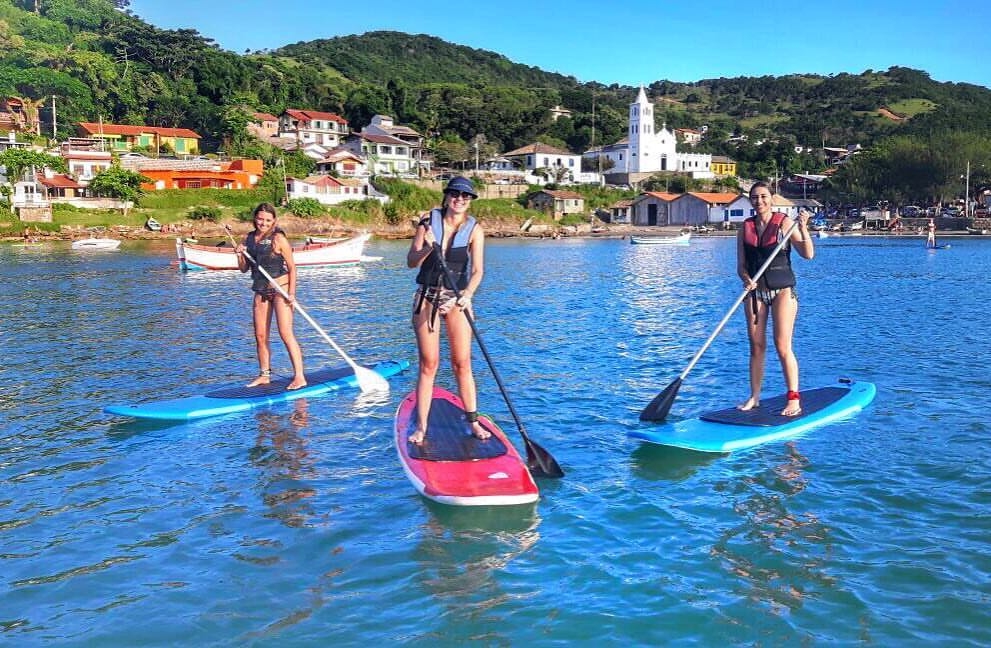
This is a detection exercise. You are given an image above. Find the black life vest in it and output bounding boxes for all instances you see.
[414,208,476,290]
[743,212,795,289]
[246,227,288,292]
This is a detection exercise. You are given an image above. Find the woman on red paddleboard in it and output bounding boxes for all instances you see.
[406,177,490,444]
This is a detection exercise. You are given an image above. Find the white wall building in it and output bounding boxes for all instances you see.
[588,87,714,179]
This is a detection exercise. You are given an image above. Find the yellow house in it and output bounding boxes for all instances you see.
[711,155,737,177]
[76,122,201,155]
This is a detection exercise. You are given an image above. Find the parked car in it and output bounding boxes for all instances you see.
[900,205,922,217]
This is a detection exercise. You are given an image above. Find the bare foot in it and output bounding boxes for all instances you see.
[781,399,802,417]
[246,374,271,387]
[471,420,491,440]
[286,378,307,391]
[736,397,760,411]
[409,427,426,444]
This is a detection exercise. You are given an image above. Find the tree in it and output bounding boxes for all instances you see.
[88,164,148,213]
[0,149,65,180]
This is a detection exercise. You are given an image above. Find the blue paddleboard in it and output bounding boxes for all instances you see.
[630,378,876,453]
[105,360,410,421]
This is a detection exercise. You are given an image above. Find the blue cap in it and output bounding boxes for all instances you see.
[444,176,478,198]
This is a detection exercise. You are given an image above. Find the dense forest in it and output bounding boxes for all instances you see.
[2,0,990,206]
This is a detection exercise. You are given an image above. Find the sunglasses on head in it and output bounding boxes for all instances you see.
[445,190,475,200]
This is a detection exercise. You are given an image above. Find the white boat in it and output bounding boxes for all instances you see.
[175,232,371,271]
[71,238,122,251]
[816,230,829,239]
[630,232,692,245]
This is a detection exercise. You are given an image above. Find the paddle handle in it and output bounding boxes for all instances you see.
[225,226,365,376]
[678,219,801,380]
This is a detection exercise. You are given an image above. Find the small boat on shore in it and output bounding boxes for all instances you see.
[71,238,122,251]
[175,232,370,271]
[630,232,691,246]
[966,227,987,235]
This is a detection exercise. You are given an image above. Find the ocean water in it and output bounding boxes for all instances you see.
[1,234,989,646]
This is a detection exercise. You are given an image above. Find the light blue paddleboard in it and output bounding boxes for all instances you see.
[105,359,410,421]
[630,378,876,453]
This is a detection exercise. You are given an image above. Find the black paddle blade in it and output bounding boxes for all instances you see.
[639,377,683,422]
[524,439,565,479]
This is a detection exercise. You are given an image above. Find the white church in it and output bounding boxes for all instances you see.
[586,86,714,181]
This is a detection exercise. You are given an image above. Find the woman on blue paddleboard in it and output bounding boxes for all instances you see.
[235,203,306,391]
[406,177,490,444]
[736,182,815,416]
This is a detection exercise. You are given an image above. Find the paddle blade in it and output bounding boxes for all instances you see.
[354,366,391,393]
[523,438,565,479]
[639,377,683,422]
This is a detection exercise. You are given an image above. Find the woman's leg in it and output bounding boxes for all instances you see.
[410,299,441,444]
[247,294,274,387]
[446,308,490,439]
[772,289,801,416]
[738,296,769,410]
[273,294,306,390]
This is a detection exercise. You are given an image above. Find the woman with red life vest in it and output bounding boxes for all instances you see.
[736,181,815,416]
[406,176,490,444]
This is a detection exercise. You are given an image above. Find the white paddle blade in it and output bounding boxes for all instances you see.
[355,366,391,393]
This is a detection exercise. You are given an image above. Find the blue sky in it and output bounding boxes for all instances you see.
[128,0,990,89]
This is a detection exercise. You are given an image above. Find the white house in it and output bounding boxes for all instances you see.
[61,150,112,184]
[588,87,713,179]
[361,115,428,174]
[279,109,349,148]
[315,149,368,177]
[346,132,417,176]
[285,175,387,205]
[503,143,582,183]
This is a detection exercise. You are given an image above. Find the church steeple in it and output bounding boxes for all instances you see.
[629,85,654,173]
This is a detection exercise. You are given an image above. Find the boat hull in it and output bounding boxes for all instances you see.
[630,233,691,245]
[72,238,121,250]
[176,233,370,271]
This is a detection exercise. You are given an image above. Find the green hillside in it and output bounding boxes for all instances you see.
[1,0,990,204]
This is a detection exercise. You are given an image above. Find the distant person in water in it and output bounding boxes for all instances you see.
[235,203,306,390]
[406,176,490,444]
[926,218,936,248]
[736,182,815,416]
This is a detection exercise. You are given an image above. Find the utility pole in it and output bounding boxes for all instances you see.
[965,160,971,218]
[51,95,56,141]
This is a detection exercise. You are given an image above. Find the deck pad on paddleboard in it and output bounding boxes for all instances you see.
[405,396,508,461]
[105,360,409,421]
[630,379,876,453]
[395,387,538,506]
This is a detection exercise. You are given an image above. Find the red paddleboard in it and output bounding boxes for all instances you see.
[394,387,539,506]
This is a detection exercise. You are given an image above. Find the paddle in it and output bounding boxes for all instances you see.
[225,225,390,394]
[431,241,564,478]
[639,218,803,422]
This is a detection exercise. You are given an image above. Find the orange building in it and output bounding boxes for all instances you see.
[124,158,264,191]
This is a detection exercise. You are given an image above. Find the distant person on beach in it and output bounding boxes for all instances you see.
[736,181,815,417]
[406,176,490,444]
[235,203,306,390]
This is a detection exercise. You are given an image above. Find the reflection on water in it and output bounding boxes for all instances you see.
[412,502,540,629]
[711,443,831,618]
[250,400,316,528]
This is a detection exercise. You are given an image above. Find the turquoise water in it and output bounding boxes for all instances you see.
[2,235,989,645]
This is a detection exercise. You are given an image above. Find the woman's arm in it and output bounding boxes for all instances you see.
[407,212,434,268]
[788,210,815,260]
[462,225,486,301]
[736,229,752,286]
[276,233,297,298]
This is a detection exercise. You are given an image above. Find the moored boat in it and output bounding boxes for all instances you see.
[966,227,987,235]
[175,232,370,271]
[71,238,122,251]
[630,232,692,245]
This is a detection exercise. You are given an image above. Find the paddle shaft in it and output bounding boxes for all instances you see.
[428,241,563,477]
[677,219,802,381]
[225,227,380,385]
